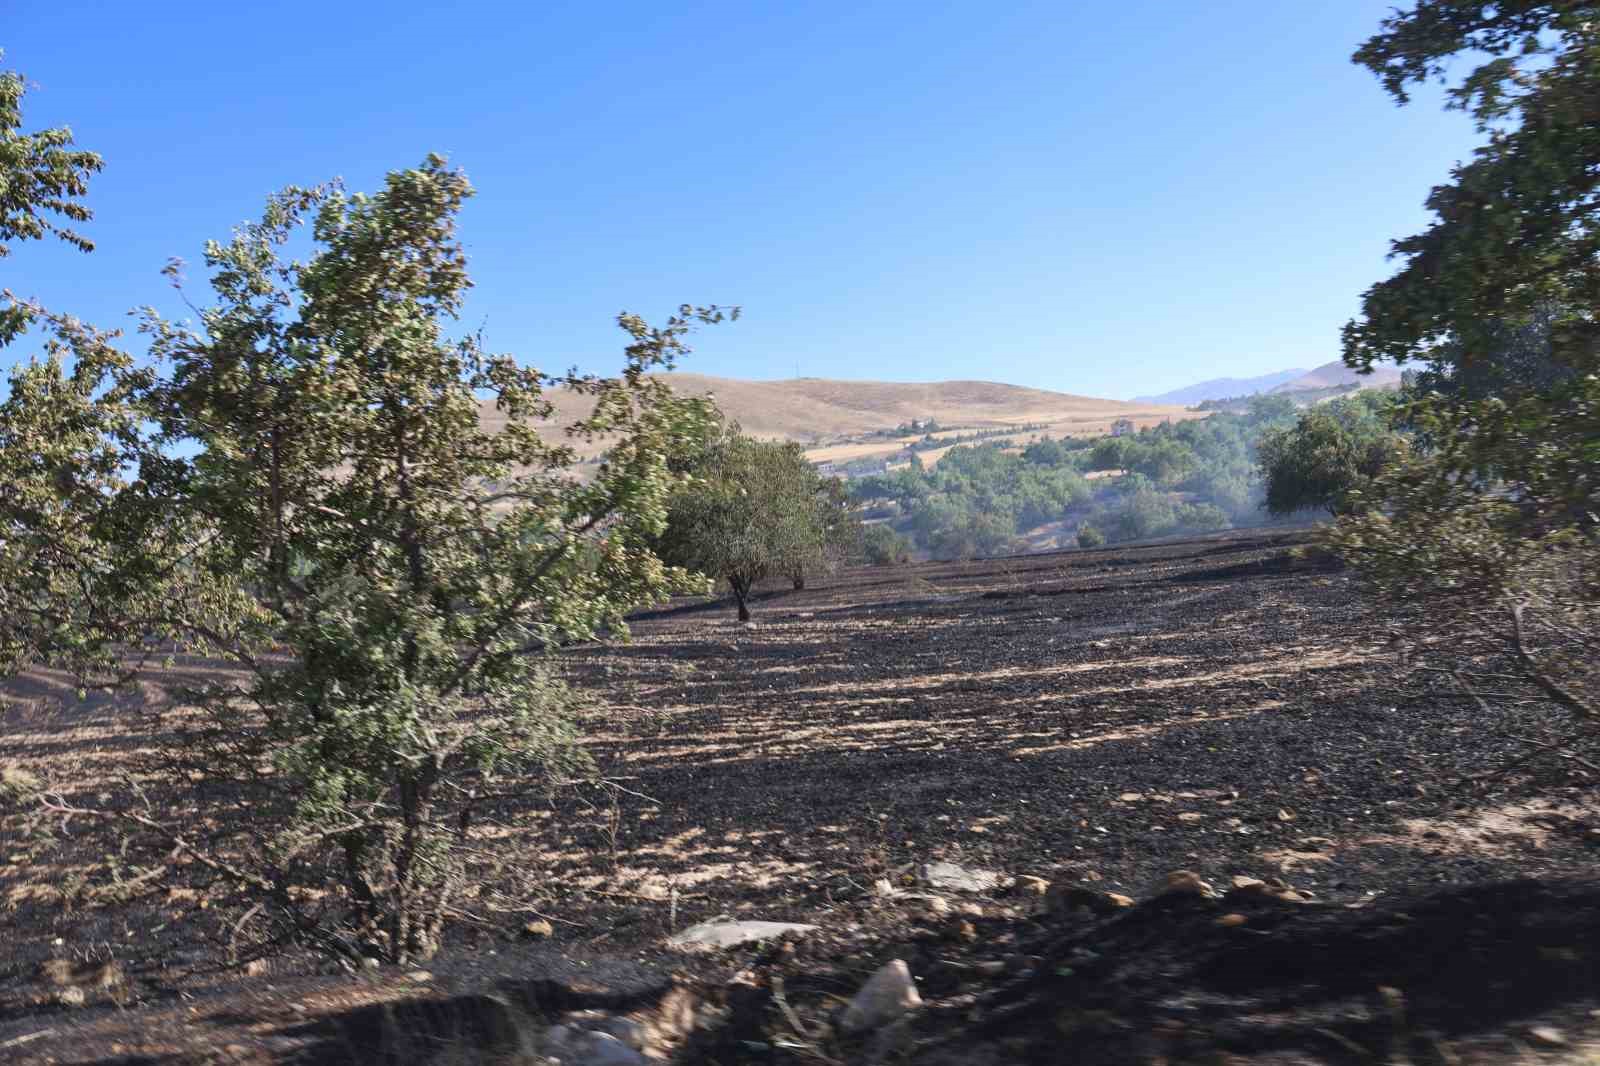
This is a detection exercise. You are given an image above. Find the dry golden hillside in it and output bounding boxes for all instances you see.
[480,373,1199,465]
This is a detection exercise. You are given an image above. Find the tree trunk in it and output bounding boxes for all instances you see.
[391,759,445,963]
[730,576,751,622]
[792,574,805,591]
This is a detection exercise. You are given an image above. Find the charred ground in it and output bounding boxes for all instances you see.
[3,530,1598,1062]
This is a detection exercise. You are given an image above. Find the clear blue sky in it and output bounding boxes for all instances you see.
[5,1,1479,400]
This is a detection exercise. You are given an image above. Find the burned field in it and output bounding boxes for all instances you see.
[4,530,1599,1062]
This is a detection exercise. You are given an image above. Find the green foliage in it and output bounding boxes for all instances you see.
[0,53,104,343]
[1257,392,1405,516]
[657,427,857,617]
[0,55,102,259]
[1075,523,1105,549]
[1326,383,1599,721]
[861,522,911,566]
[0,157,731,963]
[853,399,1305,557]
[1329,3,1600,741]
[1345,4,1600,380]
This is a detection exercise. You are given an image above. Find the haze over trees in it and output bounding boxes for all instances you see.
[853,396,1305,559]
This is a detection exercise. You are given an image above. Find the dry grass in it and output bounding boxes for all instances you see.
[480,372,1198,463]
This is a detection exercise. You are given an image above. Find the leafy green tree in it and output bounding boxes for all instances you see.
[1331,3,1599,747]
[927,509,1019,560]
[797,474,862,588]
[1257,394,1403,516]
[0,157,729,964]
[1076,523,1105,549]
[1107,487,1178,542]
[861,522,911,566]
[1345,4,1600,380]
[657,428,852,619]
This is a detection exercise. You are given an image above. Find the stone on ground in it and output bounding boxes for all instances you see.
[543,1023,648,1065]
[920,861,1006,894]
[840,959,923,1035]
[667,919,817,950]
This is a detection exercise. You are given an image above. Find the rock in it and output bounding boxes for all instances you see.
[956,901,985,918]
[921,861,1005,894]
[1227,880,1274,901]
[1015,875,1051,897]
[592,1016,650,1051]
[974,960,1007,977]
[1215,913,1248,928]
[840,960,923,1034]
[1298,836,1336,851]
[1277,808,1297,823]
[1162,870,1216,897]
[243,959,269,977]
[406,970,432,984]
[1118,792,1144,802]
[543,1024,647,1065]
[1527,1026,1567,1048]
[667,919,817,951]
[872,877,897,898]
[522,919,554,939]
[922,896,951,917]
[1046,884,1134,916]
[54,986,86,1008]
[954,920,978,943]
[1177,812,1203,823]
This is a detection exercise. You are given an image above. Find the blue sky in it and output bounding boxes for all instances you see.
[5,1,1479,400]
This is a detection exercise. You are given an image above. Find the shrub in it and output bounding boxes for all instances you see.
[862,523,911,566]
[1076,524,1106,549]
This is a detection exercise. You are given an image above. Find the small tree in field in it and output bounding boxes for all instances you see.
[656,428,855,619]
[790,475,861,589]
[0,156,729,963]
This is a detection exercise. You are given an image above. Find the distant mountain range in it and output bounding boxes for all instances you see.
[1269,360,1402,393]
[1133,368,1309,405]
[1135,360,1402,405]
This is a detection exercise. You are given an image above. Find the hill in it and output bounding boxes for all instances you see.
[488,373,1197,464]
[1132,367,1309,405]
[1269,358,1402,393]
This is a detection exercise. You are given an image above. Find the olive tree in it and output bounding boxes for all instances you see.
[0,156,729,963]
[656,427,856,619]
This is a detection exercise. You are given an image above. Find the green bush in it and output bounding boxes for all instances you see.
[861,523,911,566]
[1076,524,1106,549]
